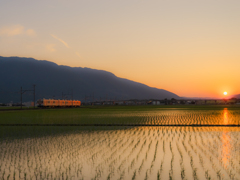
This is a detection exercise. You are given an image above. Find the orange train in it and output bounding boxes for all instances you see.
[37,98,81,107]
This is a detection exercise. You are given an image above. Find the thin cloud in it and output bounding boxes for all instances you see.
[0,25,36,37]
[51,34,69,48]
[0,25,24,37]
[46,44,56,52]
[75,52,81,58]
[26,29,36,36]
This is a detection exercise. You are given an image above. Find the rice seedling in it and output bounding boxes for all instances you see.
[0,107,240,179]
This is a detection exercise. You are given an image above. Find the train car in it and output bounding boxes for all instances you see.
[59,100,64,106]
[37,99,81,107]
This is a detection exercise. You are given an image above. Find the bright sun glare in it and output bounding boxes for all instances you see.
[224,92,228,95]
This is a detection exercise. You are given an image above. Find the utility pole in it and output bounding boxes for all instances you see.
[72,89,73,106]
[21,87,22,109]
[20,85,36,110]
[33,84,35,108]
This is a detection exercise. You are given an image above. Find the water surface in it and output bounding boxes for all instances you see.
[0,108,240,179]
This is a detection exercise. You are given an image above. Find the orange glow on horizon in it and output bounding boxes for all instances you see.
[1,0,240,99]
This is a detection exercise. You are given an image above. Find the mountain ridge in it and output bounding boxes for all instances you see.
[0,56,179,103]
[228,94,240,99]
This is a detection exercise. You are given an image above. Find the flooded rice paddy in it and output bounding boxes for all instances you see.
[82,108,240,126]
[1,106,240,126]
[0,108,240,179]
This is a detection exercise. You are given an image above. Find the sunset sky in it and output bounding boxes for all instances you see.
[1,0,240,98]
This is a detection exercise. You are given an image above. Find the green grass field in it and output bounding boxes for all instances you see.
[0,105,240,125]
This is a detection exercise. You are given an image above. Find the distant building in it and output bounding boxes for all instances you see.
[152,100,160,105]
[226,99,237,104]
[6,102,13,106]
[216,100,225,104]
[23,101,34,107]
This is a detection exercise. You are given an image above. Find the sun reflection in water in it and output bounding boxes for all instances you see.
[223,108,228,125]
[222,108,231,169]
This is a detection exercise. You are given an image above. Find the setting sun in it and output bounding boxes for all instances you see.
[224,92,228,95]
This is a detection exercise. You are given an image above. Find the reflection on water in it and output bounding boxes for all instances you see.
[0,126,239,180]
[82,108,240,125]
[222,108,231,170]
[222,131,231,170]
[223,108,228,125]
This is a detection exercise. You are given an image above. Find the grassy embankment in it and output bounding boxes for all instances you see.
[0,105,239,125]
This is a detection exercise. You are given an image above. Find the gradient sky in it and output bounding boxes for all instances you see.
[1,0,240,98]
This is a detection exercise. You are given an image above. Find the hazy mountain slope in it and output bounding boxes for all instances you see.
[229,94,240,99]
[0,56,179,103]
